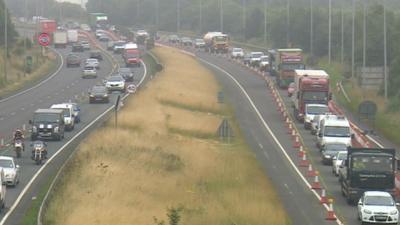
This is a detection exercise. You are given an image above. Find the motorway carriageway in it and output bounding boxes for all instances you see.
[0,31,148,225]
[157,39,397,225]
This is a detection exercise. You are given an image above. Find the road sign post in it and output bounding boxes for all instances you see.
[115,95,121,128]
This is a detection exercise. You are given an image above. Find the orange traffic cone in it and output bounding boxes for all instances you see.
[287,123,293,134]
[320,189,328,204]
[306,164,316,177]
[298,146,305,157]
[299,154,309,167]
[311,173,321,190]
[326,200,337,221]
[293,135,301,148]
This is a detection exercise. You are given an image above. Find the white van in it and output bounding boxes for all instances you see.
[50,104,75,131]
[316,115,352,149]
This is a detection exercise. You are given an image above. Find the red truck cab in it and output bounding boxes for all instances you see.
[123,43,140,67]
[292,70,331,121]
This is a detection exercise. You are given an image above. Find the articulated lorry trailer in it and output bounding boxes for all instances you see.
[276,48,305,88]
[339,148,397,205]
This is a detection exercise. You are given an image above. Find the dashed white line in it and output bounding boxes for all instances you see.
[20,108,25,111]
[258,143,264,149]
[10,112,15,116]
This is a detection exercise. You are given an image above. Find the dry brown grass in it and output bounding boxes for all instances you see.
[44,47,289,225]
[0,46,56,97]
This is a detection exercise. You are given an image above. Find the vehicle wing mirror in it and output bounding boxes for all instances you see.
[396,202,400,207]
[16,165,20,169]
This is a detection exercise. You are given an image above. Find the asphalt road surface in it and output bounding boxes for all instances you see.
[157,40,375,225]
[0,36,147,225]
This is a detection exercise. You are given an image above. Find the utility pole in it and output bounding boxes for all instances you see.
[328,0,332,64]
[264,0,267,45]
[4,6,8,82]
[177,0,180,33]
[199,0,202,34]
[351,0,355,80]
[341,2,344,65]
[24,0,28,77]
[310,0,313,55]
[242,0,246,40]
[220,0,223,32]
[362,1,367,77]
[383,0,388,102]
[286,0,290,47]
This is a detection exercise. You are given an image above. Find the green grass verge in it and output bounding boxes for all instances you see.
[20,176,54,225]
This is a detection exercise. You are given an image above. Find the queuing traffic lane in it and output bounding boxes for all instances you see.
[0,40,146,224]
[193,50,361,225]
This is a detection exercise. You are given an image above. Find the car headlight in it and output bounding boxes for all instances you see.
[103,94,108,97]
[90,94,94,97]
[390,210,398,215]
[324,155,331,159]
[54,126,59,133]
[363,209,372,214]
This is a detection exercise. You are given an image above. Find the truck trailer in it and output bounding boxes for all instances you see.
[53,31,68,48]
[339,148,397,205]
[276,48,305,88]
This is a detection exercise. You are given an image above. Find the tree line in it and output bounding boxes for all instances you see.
[0,0,17,46]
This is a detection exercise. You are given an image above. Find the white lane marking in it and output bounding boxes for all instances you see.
[10,112,15,116]
[1,52,147,225]
[0,48,64,104]
[20,108,25,111]
[258,143,264,149]
[198,57,344,225]
[263,151,270,160]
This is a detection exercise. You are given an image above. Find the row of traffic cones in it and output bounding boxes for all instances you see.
[222,46,337,222]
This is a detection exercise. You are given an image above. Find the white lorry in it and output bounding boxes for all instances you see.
[54,31,68,48]
[67,29,78,44]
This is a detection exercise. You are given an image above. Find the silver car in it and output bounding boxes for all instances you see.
[82,65,97,78]
[0,156,20,186]
[105,75,126,93]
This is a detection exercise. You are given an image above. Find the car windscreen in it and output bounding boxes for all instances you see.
[34,113,60,123]
[281,63,305,70]
[303,91,328,102]
[108,76,123,82]
[84,66,95,70]
[251,53,263,58]
[0,159,13,168]
[325,144,347,152]
[337,153,347,160]
[364,196,394,206]
[352,155,394,172]
[233,48,242,52]
[53,108,70,117]
[324,126,350,137]
[306,105,328,115]
[92,86,106,94]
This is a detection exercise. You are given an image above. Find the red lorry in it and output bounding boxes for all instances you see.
[292,70,331,121]
[123,43,140,67]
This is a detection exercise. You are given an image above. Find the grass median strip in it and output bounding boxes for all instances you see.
[44,47,289,225]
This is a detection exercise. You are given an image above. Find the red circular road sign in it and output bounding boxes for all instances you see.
[38,33,51,46]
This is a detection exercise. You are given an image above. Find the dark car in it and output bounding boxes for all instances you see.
[321,143,348,165]
[89,85,109,103]
[89,50,103,61]
[66,53,80,67]
[30,109,65,141]
[72,43,84,52]
[168,35,180,44]
[99,34,110,42]
[180,37,192,46]
[118,68,134,82]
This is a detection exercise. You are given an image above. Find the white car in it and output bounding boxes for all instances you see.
[231,48,244,58]
[82,65,97,78]
[317,115,352,149]
[81,41,90,50]
[50,103,75,131]
[259,55,270,70]
[85,58,100,69]
[358,191,399,224]
[105,75,126,93]
[136,30,149,38]
[0,156,20,186]
[332,151,347,176]
[250,52,264,67]
[304,104,329,130]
